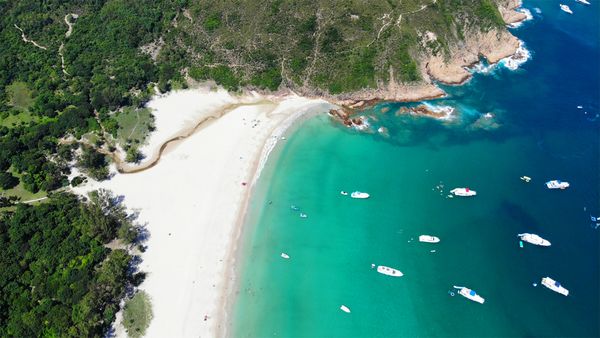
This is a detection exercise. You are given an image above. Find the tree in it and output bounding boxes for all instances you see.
[0,171,18,190]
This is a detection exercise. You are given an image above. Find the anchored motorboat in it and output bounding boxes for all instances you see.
[280,253,290,259]
[560,4,573,14]
[454,286,485,304]
[419,235,440,243]
[575,0,590,5]
[340,305,351,313]
[340,191,348,196]
[546,180,569,189]
[541,277,569,296]
[518,233,551,246]
[520,176,531,182]
[450,188,477,197]
[351,191,370,199]
[377,265,404,277]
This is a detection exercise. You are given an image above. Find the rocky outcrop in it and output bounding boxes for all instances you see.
[424,29,520,85]
[497,0,527,25]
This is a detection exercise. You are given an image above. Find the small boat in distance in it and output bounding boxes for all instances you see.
[281,253,290,259]
[450,188,477,197]
[560,4,573,14]
[351,191,370,199]
[541,277,569,296]
[575,0,590,5]
[377,265,404,277]
[340,305,351,313]
[520,176,532,182]
[290,205,300,211]
[518,233,551,246]
[299,213,308,218]
[340,191,348,196]
[419,235,440,243]
[454,286,485,304]
[546,180,570,189]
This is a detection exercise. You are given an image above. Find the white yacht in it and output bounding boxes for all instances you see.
[280,252,290,259]
[518,233,551,246]
[450,188,477,197]
[575,0,590,5]
[299,213,308,218]
[419,235,440,243]
[520,176,532,182]
[340,305,351,313]
[541,277,569,296]
[546,180,570,189]
[454,286,485,304]
[351,191,370,199]
[340,191,348,196]
[377,265,404,277]
[560,4,573,14]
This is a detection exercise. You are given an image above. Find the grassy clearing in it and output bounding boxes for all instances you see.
[115,107,154,147]
[123,291,153,338]
[6,81,33,111]
[0,169,47,202]
[0,110,40,128]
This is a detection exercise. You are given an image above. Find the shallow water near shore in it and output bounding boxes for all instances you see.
[232,1,599,336]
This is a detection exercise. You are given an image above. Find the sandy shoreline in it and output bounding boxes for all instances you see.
[73,88,331,337]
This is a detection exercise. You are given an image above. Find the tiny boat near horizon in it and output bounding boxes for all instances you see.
[560,4,573,14]
[450,187,477,197]
[377,265,404,277]
[546,180,570,190]
[541,277,569,296]
[520,176,531,182]
[300,213,308,218]
[351,191,370,199]
[340,305,351,313]
[281,252,290,259]
[575,0,590,5]
[419,235,440,243]
[340,190,348,196]
[454,286,485,304]
[518,233,551,246]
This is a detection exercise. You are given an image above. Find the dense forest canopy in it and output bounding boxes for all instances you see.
[0,191,140,337]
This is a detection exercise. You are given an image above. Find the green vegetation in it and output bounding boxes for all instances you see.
[116,107,155,146]
[123,291,153,338]
[6,81,33,111]
[0,191,142,337]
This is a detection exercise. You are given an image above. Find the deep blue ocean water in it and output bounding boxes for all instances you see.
[233,1,599,336]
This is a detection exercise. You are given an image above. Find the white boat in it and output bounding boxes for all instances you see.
[575,0,590,5]
[560,4,573,14]
[299,213,308,218]
[450,188,477,197]
[281,253,290,259]
[377,265,404,277]
[577,105,584,108]
[340,191,348,196]
[419,235,440,243]
[340,305,351,313]
[520,176,532,182]
[546,180,570,189]
[541,277,569,296]
[454,286,485,304]
[351,191,370,199]
[518,233,551,246]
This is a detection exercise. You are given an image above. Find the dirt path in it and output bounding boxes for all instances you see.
[14,24,47,50]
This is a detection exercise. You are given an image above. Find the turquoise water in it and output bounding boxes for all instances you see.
[233,1,599,337]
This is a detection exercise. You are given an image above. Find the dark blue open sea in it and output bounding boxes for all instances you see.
[232,1,599,336]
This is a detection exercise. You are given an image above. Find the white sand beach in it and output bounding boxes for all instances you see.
[74,87,332,337]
